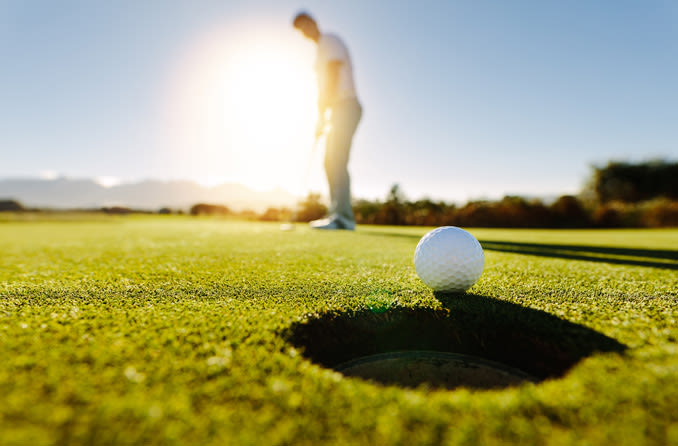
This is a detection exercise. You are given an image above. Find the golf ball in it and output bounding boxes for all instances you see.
[414,226,484,292]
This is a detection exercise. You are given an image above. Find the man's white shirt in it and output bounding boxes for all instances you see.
[315,33,358,103]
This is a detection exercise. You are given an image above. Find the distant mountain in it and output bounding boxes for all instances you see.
[0,178,297,211]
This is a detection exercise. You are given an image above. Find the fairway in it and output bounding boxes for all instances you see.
[1,217,677,445]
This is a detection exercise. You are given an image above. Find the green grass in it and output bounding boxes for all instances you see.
[1,216,677,445]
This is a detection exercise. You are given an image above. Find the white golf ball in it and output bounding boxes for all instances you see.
[414,226,485,292]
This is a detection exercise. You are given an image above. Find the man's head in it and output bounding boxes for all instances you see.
[293,11,320,42]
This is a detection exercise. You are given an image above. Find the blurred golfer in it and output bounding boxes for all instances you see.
[293,11,362,230]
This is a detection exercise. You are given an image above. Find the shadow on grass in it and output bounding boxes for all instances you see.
[361,230,678,270]
[480,240,678,270]
[287,294,626,390]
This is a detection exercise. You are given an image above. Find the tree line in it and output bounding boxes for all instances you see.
[3,160,676,227]
[258,160,678,228]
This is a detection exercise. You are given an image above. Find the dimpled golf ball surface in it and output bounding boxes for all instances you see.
[414,226,485,292]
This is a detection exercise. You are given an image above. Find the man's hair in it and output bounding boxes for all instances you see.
[292,11,315,29]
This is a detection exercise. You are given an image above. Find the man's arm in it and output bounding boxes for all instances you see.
[318,60,342,114]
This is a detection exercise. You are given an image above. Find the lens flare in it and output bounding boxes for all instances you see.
[164,21,318,193]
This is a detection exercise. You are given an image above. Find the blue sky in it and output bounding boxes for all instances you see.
[1,0,677,202]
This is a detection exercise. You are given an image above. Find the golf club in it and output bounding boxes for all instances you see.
[280,135,323,231]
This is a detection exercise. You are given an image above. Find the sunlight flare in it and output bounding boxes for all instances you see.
[166,22,320,194]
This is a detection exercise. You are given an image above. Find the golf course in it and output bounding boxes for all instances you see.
[1,215,677,445]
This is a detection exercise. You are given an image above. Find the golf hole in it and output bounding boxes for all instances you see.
[287,295,626,391]
[334,351,536,390]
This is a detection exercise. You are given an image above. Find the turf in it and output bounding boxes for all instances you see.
[1,217,677,445]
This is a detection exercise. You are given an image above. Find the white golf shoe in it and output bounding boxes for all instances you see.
[309,218,354,230]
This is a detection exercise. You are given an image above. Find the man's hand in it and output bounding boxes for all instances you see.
[317,99,328,115]
[315,117,326,139]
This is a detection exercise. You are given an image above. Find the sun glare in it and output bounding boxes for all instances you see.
[166,23,319,195]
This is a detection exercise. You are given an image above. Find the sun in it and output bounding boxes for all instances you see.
[220,42,318,189]
[165,24,319,194]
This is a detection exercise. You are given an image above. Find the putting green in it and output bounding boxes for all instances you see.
[1,216,677,445]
